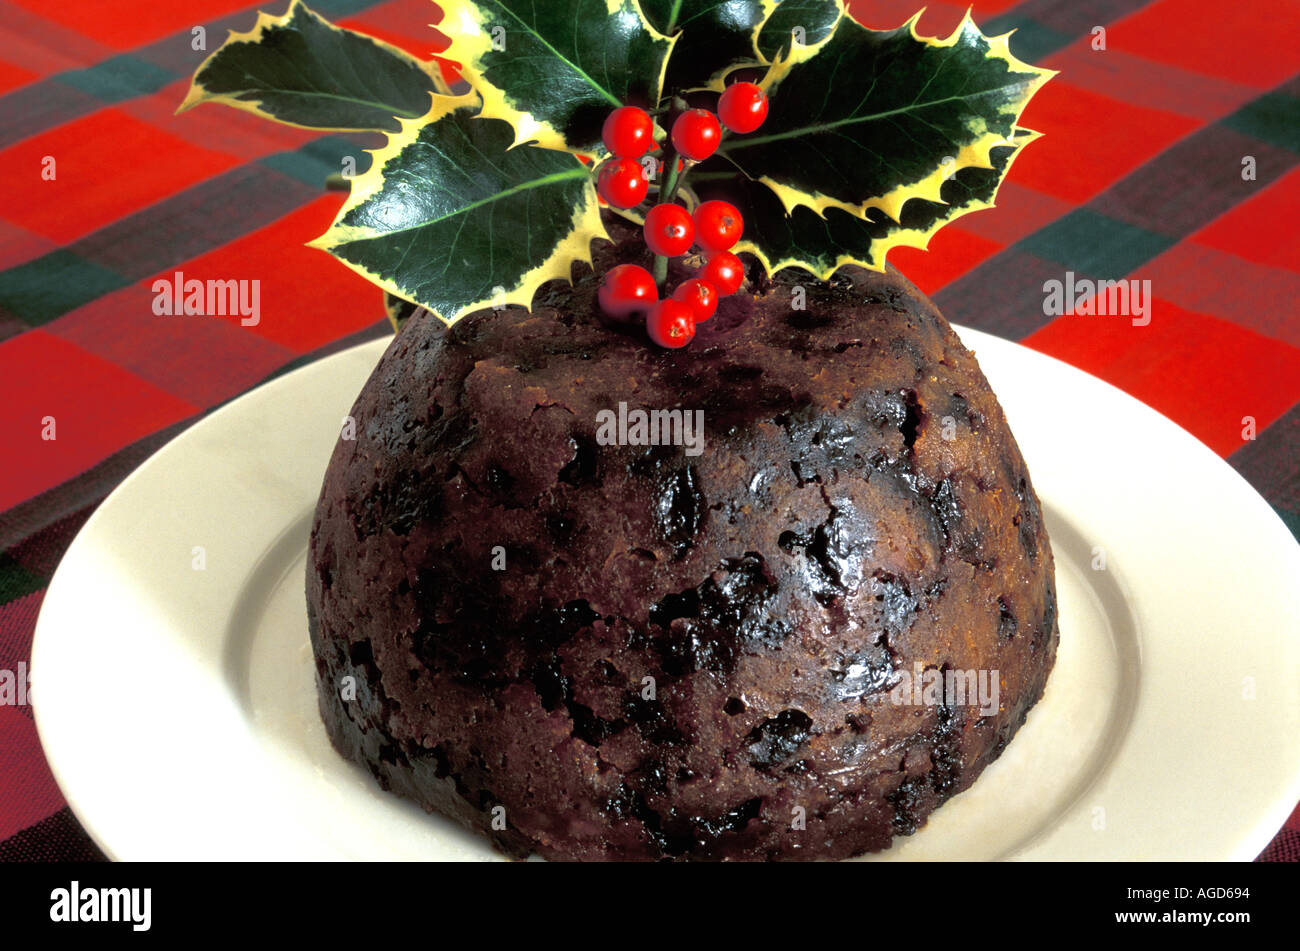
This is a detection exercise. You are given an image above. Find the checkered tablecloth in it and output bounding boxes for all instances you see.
[0,0,1296,861]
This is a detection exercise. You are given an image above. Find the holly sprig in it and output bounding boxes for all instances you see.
[180,0,1053,327]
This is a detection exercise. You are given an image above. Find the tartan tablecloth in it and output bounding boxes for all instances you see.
[0,0,1296,862]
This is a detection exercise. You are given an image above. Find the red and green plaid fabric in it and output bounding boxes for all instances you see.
[1,0,1297,861]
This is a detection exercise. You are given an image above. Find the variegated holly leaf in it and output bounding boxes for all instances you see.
[384,292,423,333]
[717,11,1053,220]
[639,0,768,93]
[443,0,674,155]
[312,93,606,325]
[692,129,1037,277]
[635,0,845,94]
[177,0,448,133]
[754,0,844,62]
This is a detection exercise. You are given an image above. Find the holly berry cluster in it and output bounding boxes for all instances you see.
[592,82,769,349]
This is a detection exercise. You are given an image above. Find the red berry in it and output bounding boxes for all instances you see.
[699,251,744,296]
[597,158,649,208]
[671,109,721,161]
[718,82,768,134]
[673,278,718,323]
[598,264,657,318]
[602,106,654,159]
[644,203,694,257]
[646,299,696,349]
[693,200,743,253]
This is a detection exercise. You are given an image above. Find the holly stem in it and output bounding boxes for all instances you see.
[651,159,684,287]
[651,97,694,290]
[660,150,684,202]
[652,252,668,289]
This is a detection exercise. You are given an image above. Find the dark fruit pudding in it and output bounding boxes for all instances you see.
[306,220,1059,861]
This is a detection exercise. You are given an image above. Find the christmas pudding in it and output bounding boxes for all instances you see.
[183,0,1056,860]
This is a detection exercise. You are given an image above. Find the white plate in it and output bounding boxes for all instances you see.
[32,328,1300,861]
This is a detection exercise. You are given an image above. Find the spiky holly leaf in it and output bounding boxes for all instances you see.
[177,0,448,133]
[384,293,423,333]
[312,93,606,325]
[443,0,674,155]
[754,0,844,62]
[717,11,1053,220]
[693,129,1037,277]
[639,0,768,93]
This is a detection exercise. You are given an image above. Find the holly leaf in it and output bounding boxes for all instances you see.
[384,292,423,333]
[639,1,769,93]
[692,129,1038,277]
[177,0,449,133]
[443,0,674,155]
[754,0,844,62]
[717,11,1053,221]
[311,93,607,325]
